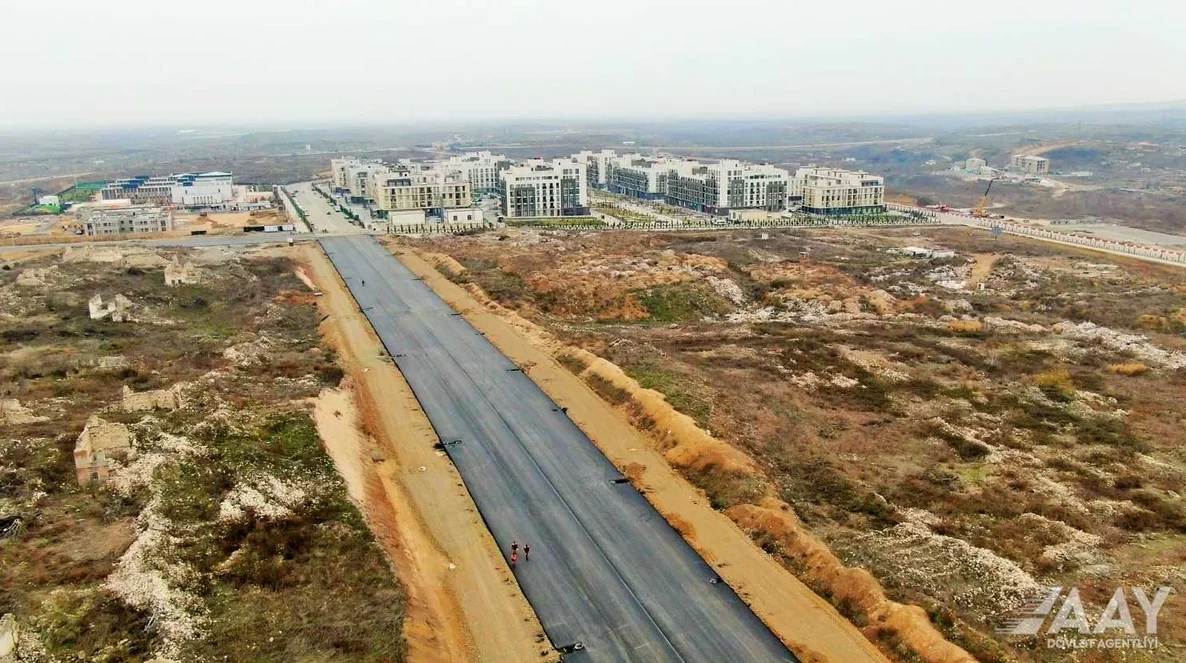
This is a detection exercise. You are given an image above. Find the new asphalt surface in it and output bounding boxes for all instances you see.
[320,235,798,663]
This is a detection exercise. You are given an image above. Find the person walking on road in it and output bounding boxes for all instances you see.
[511,540,519,556]
[524,544,531,561]
[510,552,518,569]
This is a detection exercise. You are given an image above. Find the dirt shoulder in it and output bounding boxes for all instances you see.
[390,244,889,663]
[298,246,552,663]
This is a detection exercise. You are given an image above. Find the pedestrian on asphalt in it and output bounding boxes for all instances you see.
[511,540,519,555]
[524,544,531,561]
[510,552,518,569]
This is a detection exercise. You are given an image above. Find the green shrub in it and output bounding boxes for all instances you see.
[636,282,732,323]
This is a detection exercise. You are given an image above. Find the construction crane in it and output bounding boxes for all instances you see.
[972,178,995,218]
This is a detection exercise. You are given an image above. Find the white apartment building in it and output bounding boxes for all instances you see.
[1011,155,1050,175]
[573,149,618,188]
[330,157,388,200]
[171,172,234,207]
[368,163,472,214]
[84,206,173,236]
[796,167,885,215]
[500,158,589,218]
[605,154,670,200]
[440,151,512,194]
[664,159,790,215]
[965,157,987,170]
[330,157,360,190]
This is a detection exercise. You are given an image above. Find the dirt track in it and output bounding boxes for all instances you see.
[298,247,551,663]
[391,244,891,663]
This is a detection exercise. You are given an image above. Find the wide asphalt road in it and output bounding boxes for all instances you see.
[320,236,797,663]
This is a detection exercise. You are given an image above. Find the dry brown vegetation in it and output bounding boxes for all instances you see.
[0,246,404,661]
[412,226,1186,663]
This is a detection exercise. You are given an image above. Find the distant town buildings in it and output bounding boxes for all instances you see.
[326,149,886,221]
[1011,155,1050,175]
[965,157,986,170]
[84,206,173,236]
[572,151,883,216]
[501,158,589,218]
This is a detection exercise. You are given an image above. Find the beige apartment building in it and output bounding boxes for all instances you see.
[369,164,472,214]
[84,206,173,235]
[796,167,885,215]
[1011,154,1050,175]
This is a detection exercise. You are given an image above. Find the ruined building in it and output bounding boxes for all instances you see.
[73,415,132,484]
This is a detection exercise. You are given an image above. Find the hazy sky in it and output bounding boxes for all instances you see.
[3,0,1185,128]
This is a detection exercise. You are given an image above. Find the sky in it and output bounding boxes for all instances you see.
[2,0,1185,128]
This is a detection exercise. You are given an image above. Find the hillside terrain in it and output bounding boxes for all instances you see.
[0,245,405,661]
[413,226,1186,662]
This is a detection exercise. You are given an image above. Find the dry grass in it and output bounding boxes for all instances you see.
[1107,362,1149,376]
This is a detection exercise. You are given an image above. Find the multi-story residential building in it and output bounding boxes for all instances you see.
[84,206,173,236]
[368,163,472,215]
[330,157,361,190]
[663,159,790,215]
[1011,154,1050,175]
[440,151,512,194]
[346,160,387,201]
[500,158,588,218]
[605,154,670,200]
[796,167,885,215]
[171,172,233,207]
[573,149,618,188]
[100,173,235,208]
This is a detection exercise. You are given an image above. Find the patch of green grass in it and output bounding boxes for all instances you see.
[214,414,333,479]
[636,282,732,323]
[624,362,713,427]
[684,467,767,510]
[458,258,528,305]
[32,588,158,662]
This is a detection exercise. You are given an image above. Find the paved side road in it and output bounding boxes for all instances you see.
[320,236,798,663]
